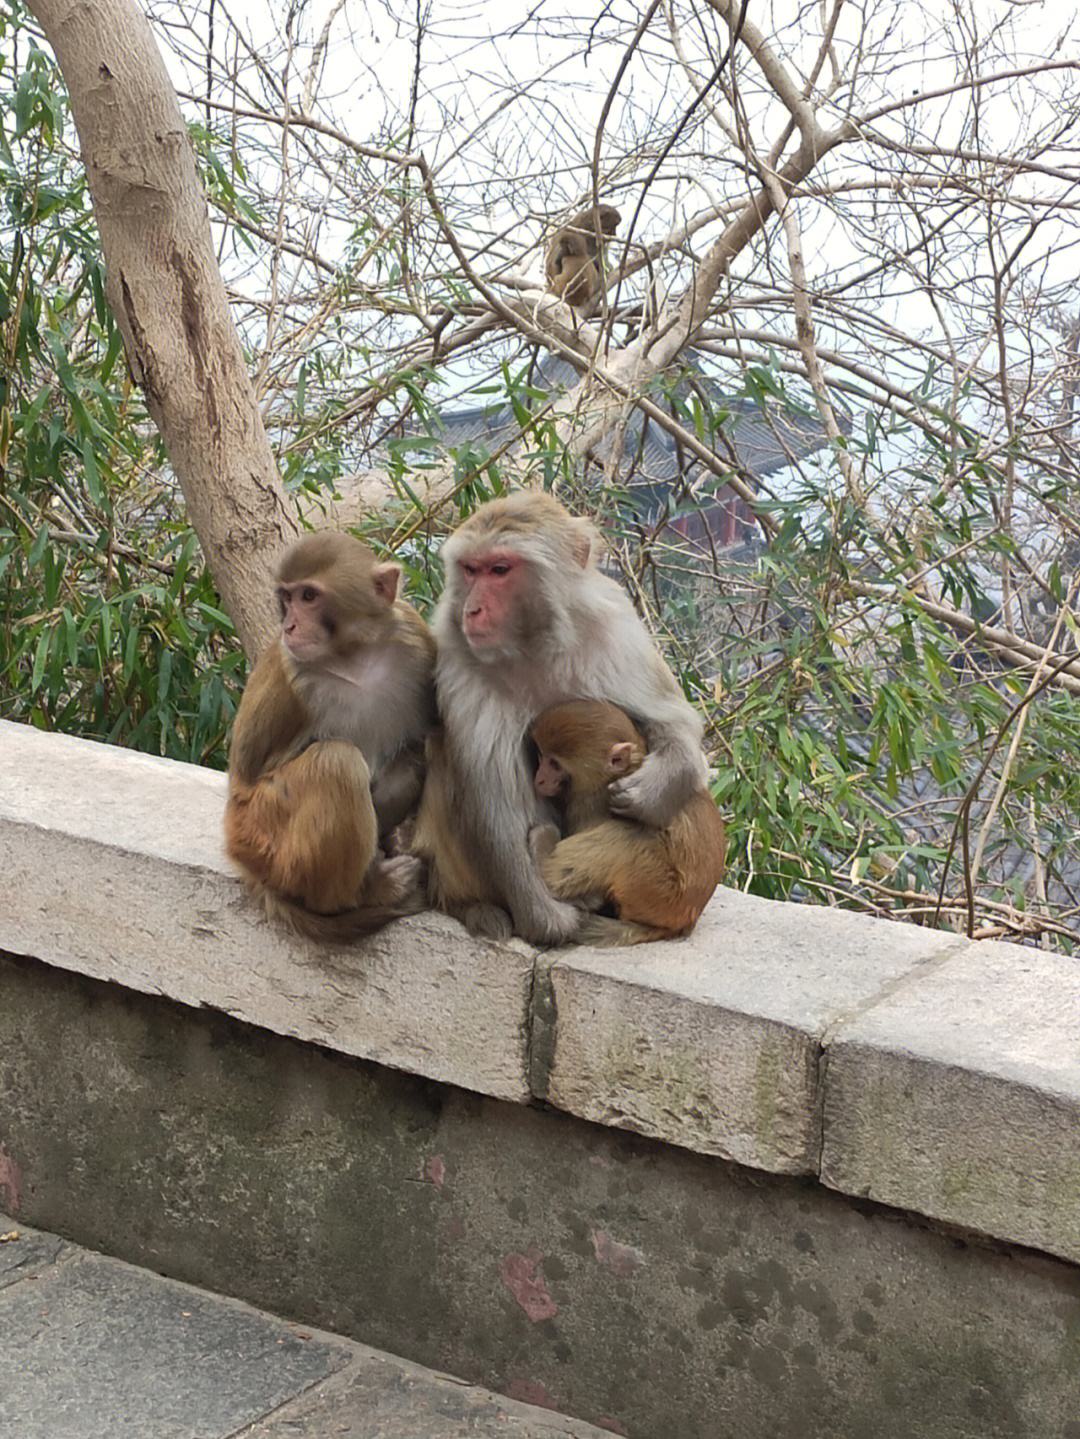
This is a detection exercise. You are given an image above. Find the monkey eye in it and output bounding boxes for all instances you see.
[489,562,511,576]
[462,563,478,579]
[300,586,318,603]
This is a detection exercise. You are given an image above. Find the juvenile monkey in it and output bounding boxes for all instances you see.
[530,700,726,945]
[545,204,621,310]
[413,492,708,944]
[225,531,435,940]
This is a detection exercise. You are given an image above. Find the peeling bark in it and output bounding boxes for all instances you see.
[26,0,298,656]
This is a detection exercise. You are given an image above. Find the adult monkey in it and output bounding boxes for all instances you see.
[413,493,708,943]
[545,204,621,310]
[226,531,435,939]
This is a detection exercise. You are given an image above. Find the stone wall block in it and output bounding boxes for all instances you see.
[0,721,535,1101]
[542,888,962,1173]
[820,939,1080,1262]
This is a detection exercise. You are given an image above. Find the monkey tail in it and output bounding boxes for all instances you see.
[259,886,424,943]
[575,913,676,947]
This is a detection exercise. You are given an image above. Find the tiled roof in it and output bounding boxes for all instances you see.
[416,353,840,486]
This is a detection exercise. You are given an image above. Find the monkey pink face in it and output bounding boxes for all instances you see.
[278,581,332,662]
[534,752,568,798]
[458,551,525,652]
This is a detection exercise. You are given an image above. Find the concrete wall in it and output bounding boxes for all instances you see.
[2,720,1079,1436]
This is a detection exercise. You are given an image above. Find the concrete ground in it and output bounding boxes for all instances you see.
[0,1214,611,1439]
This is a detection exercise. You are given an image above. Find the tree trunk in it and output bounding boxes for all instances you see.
[25,0,297,656]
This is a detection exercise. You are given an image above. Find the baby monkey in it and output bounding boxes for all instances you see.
[530,700,726,945]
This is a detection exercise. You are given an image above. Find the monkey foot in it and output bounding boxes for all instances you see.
[574,891,608,913]
[458,902,514,942]
[514,899,582,946]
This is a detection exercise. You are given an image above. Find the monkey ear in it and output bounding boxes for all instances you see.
[607,742,635,775]
[570,520,593,569]
[372,562,401,604]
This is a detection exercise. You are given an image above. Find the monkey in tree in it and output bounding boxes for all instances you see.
[545,204,621,310]
[411,492,709,944]
[529,700,726,945]
[225,531,436,940]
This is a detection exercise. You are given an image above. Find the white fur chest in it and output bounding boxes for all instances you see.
[295,650,423,773]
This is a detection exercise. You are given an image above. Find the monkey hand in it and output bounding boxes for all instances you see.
[610,750,696,828]
[366,853,424,907]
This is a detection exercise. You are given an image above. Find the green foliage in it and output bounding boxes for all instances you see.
[0,1,241,763]
[679,368,1080,940]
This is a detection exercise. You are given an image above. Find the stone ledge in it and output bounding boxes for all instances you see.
[538,889,964,1174]
[820,939,1080,1264]
[2,719,1078,1266]
[0,721,535,1103]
